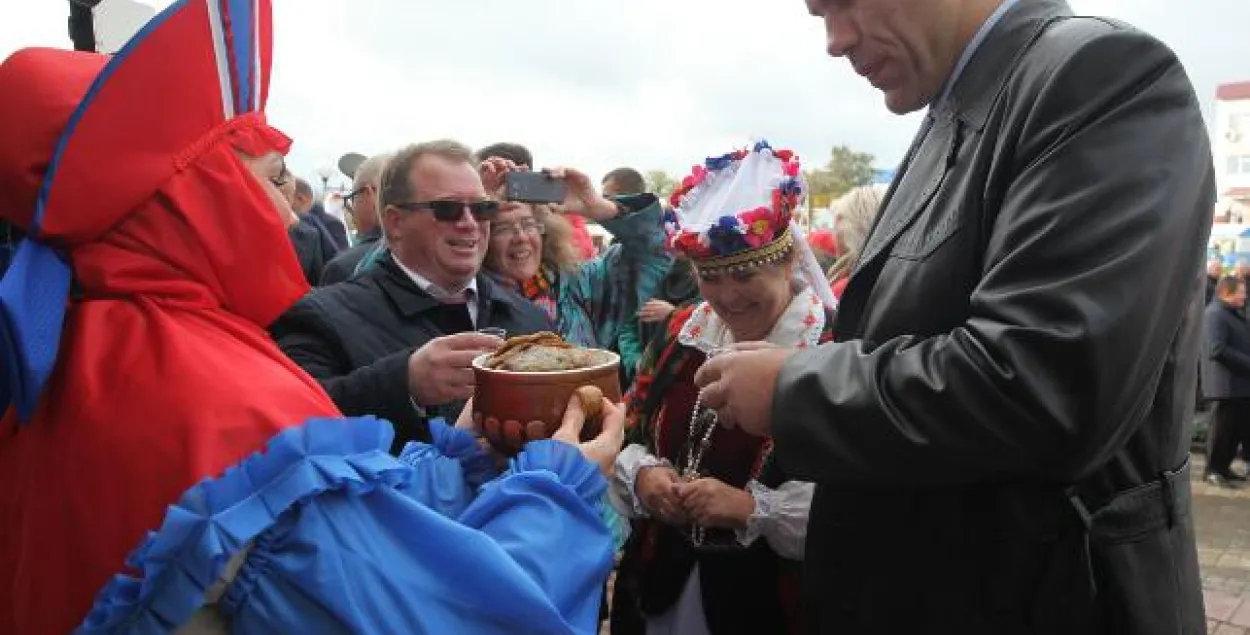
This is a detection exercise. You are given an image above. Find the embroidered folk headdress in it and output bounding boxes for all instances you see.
[663,141,837,307]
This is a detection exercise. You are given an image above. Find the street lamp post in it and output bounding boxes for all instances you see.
[315,165,334,197]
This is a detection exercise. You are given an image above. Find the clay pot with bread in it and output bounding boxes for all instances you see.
[472,332,621,455]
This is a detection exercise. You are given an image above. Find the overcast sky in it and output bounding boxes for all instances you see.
[2,0,1247,189]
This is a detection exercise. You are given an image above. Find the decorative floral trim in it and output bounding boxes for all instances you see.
[664,140,804,263]
[74,417,409,634]
[693,228,794,274]
[678,286,826,356]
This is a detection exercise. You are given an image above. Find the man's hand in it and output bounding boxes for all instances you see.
[408,333,503,407]
[551,393,626,478]
[694,346,795,437]
[545,166,619,223]
[639,299,676,324]
[636,466,689,526]
[674,477,755,529]
[480,157,524,194]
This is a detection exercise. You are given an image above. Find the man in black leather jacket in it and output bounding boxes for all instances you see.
[695,0,1211,633]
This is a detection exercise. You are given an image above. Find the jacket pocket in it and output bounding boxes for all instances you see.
[1089,518,1205,635]
[887,203,966,262]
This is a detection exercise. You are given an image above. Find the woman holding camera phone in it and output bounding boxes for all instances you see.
[481,164,672,359]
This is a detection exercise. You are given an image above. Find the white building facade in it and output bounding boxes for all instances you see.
[1214,82,1250,211]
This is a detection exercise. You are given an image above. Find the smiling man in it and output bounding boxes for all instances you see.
[272,140,551,451]
[694,0,1213,633]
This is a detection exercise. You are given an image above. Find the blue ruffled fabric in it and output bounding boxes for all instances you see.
[76,416,615,635]
[395,418,499,519]
[75,417,406,634]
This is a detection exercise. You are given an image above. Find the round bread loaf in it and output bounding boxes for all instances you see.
[574,385,604,421]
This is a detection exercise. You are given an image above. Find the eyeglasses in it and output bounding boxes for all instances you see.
[490,218,546,238]
[343,186,371,213]
[392,200,500,222]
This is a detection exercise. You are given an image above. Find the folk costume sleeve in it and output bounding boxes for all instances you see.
[77,417,614,635]
[610,306,695,518]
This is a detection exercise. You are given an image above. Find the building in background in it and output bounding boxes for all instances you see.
[68,0,157,54]
[1214,82,1250,210]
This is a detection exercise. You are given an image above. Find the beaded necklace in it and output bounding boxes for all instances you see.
[680,347,726,547]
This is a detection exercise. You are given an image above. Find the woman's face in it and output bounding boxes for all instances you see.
[695,258,796,342]
[239,150,298,228]
[486,201,545,283]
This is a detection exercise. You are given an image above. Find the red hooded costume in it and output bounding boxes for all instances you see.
[0,1,339,632]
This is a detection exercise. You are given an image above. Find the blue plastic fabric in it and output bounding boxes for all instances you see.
[75,417,614,635]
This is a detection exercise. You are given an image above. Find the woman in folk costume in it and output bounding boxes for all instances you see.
[0,1,332,631]
[0,2,620,634]
[608,143,839,635]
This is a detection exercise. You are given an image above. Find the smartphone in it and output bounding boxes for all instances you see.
[505,171,567,204]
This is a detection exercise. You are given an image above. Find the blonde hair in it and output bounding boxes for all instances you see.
[828,186,884,281]
[535,205,580,273]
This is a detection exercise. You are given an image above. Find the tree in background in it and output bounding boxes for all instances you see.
[804,144,875,210]
[646,170,677,198]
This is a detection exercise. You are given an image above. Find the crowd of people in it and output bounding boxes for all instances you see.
[0,0,1222,633]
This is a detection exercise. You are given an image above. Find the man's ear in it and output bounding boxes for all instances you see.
[382,205,403,242]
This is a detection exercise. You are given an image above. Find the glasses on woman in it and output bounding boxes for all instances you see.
[392,200,500,222]
[490,218,546,239]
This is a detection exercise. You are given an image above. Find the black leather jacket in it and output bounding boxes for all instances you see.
[773,1,1210,633]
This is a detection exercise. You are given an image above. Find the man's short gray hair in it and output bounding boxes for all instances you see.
[379,140,476,212]
[353,153,390,191]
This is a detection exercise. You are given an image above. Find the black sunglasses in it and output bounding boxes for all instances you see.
[393,200,500,222]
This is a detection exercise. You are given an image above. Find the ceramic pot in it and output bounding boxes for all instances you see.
[471,351,621,455]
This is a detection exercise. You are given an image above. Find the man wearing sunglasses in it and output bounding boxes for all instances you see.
[272,139,552,452]
[321,153,388,285]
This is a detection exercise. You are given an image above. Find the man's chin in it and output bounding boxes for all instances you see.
[882,88,928,116]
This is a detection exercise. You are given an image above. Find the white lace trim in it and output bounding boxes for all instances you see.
[610,444,672,519]
[733,480,814,560]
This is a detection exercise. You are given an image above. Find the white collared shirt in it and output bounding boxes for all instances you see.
[932,0,1022,111]
[391,253,479,326]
